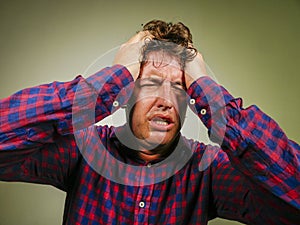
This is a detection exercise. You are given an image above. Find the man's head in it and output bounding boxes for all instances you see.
[126,20,197,156]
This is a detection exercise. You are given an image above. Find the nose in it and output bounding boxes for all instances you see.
[156,81,175,109]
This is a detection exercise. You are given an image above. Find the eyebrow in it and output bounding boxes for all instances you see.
[147,74,184,85]
[147,76,186,90]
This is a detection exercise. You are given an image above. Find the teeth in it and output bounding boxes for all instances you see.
[154,120,168,126]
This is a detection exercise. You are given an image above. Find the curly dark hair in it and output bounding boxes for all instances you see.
[140,20,197,69]
[126,20,194,127]
[142,20,194,47]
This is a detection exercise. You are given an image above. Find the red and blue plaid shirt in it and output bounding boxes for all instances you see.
[0,65,299,224]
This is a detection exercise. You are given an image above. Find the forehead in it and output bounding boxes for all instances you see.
[140,51,183,81]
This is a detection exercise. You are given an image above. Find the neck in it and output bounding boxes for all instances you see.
[138,151,161,163]
[137,135,180,163]
[115,125,181,163]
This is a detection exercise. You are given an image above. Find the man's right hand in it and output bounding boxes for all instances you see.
[113,31,153,80]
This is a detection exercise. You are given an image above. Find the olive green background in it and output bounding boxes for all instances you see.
[0,0,299,224]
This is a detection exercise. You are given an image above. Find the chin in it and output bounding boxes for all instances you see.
[147,131,177,145]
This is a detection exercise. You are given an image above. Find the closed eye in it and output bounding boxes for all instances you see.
[171,81,185,92]
[139,76,163,87]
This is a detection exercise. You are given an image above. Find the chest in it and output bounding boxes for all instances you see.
[65,161,213,225]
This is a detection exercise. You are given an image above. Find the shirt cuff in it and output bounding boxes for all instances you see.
[186,76,235,144]
[72,65,134,131]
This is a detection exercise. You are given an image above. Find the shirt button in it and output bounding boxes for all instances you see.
[200,108,207,115]
[189,98,196,105]
[139,201,145,208]
[147,163,152,168]
[113,100,119,107]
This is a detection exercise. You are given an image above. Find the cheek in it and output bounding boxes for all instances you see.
[130,104,151,139]
[130,100,150,127]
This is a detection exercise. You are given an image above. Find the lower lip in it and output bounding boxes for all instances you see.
[149,120,175,131]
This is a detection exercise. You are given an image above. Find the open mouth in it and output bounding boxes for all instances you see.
[152,117,170,126]
[149,115,174,130]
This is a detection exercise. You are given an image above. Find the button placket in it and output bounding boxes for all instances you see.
[139,201,145,208]
[133,168,154,225]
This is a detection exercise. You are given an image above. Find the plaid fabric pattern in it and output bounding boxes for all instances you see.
[0,65,299,224]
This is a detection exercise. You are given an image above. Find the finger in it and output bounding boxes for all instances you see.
[127,31,153,44]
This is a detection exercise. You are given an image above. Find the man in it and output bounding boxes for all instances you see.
[0,20,299,224]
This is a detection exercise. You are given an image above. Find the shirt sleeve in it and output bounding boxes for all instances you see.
[0,65,133,188]
[0,65,133,151]
[187,76,300,221]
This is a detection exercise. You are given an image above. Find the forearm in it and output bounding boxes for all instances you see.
[0,65,133,150]
[187,76,300,209]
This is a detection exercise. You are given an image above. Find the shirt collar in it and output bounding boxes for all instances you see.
[110,125,193,166]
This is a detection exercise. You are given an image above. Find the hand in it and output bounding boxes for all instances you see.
[184,52,207,88]
[113,31,153,80]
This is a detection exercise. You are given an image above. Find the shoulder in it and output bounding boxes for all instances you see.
[182,136,230,171]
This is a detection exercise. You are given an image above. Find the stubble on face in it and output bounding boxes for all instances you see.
[129,51,187,158]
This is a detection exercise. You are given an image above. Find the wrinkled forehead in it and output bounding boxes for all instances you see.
[143,51,182,69]
[140,51,183,80]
